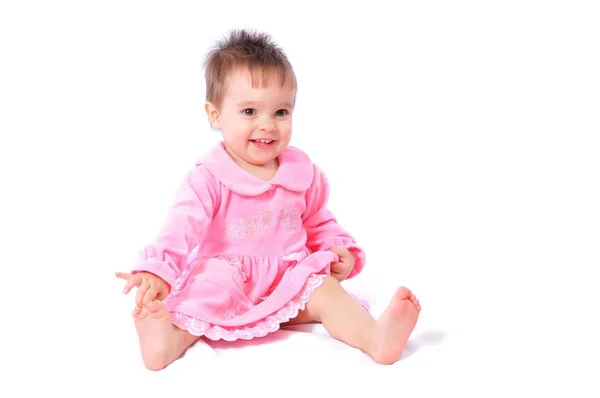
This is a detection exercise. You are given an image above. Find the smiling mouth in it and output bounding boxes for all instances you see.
[250,139,276,150]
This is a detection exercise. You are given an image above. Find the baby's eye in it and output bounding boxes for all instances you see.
[275,109,288,116]
[243,109,256,116]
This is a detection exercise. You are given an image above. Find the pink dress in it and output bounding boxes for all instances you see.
[131,142,368,341]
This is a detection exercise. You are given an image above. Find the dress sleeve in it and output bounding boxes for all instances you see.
[131,165,219,288]
[302,164,366,279]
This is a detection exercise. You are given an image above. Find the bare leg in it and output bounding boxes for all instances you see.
[292,276,421,364]
[283,308,316,325]
[133,300,199,371]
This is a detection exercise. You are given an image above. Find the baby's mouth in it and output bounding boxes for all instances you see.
[250,139,276,149]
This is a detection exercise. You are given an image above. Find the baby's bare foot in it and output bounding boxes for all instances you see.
[366,287,420,365]
[133,300,181,371]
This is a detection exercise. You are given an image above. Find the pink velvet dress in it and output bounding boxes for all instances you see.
[131,142,368,341]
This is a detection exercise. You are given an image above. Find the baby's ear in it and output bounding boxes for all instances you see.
[204,101,221,129]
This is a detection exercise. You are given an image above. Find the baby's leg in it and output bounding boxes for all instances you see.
[133,300,199,371]
[296,276,421,365]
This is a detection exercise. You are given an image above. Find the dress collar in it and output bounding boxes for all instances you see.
[197,142,314,196]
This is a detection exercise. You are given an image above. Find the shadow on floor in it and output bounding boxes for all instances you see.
[199,325,447,361]
[400,329,448,359]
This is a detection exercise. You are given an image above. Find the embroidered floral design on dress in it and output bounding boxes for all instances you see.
[223,308,237,320]
[227,210,272,239]
[278,206,301,231]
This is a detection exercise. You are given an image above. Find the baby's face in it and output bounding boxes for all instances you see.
[209,68,295,169]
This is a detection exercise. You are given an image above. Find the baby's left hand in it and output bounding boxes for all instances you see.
[329,247,355,282]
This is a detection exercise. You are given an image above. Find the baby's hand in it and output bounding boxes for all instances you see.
[115,271,170,307]
[329,247,355,282]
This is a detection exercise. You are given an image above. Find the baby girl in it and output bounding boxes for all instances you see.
[116,29,421,371]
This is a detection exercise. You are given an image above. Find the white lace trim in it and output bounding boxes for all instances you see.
[170,273,327,341]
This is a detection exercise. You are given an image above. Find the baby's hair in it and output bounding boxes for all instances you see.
[204,29,297,107]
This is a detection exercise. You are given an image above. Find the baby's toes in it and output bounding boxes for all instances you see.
[409,295,421,312]
[393,287,411,301]
[133,305,147,319]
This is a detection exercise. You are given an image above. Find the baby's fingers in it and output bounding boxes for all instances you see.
[142,285,158,306]
[115,271,132,282]
[136,282,150,306]
[116,272,141,294]
[330,247,349,261]
[125,278,142,295]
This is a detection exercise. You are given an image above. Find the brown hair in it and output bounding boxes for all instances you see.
[203,29,297,107]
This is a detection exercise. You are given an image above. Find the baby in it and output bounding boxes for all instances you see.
[116,29,421,371]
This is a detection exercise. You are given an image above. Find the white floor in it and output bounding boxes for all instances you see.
[2,1,599,397]
[6,256,597,397]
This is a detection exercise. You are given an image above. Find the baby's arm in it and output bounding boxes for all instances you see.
[302,164,366,280]
[130,165,219,290]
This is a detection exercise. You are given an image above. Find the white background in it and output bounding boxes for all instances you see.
[1,0,599,396]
